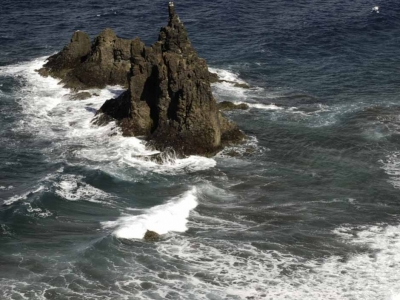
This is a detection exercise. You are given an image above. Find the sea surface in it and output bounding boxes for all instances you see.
[1,0,400,299]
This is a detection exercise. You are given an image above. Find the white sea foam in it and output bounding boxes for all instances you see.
[148,222,400,300]
[217,135,266,159]
[247,103,283,110]
[218,100,283,111]
[380,152,400,189]
[209,67,252,104]
[0,58,216,178]
[24,203,52,218]
[102,187,198,239]
[3,186,45,206]
[209,67,246,84]
[209,66,348,129]
[209,67,289,116]
[0,185,14,190]
[53,174,112,204]
[209,67,332,118]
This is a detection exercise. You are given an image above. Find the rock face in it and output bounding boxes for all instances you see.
[94,3,244,156]
[39,29,133,90]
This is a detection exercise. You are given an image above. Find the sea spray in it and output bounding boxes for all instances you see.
[209,67,248,84]
[102,187,198,239]
[0,58,217,177]
[3,186,45,206]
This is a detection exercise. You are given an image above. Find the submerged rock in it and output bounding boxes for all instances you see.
[217,80,251,89]
[218,101,249,111]
[143,230,160,241]
[69,92,92,100]
[233,82,251,89]
[94,3,244,156]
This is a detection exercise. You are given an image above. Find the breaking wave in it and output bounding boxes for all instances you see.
[102,187,198,239]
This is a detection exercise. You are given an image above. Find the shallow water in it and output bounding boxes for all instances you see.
[1,0,400,299]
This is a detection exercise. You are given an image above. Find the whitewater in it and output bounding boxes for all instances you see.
[2,0,400,299]
[1,52,400,299]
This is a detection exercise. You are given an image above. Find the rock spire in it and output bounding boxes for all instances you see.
[39,3,244,156]
[94,3,244,156]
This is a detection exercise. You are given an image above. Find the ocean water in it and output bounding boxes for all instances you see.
[1,0,400,299]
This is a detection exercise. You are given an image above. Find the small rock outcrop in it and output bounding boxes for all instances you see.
[94,3,244,156]
[218,101,249,111]
[69,92,92,101]
[208,72,251,89]
[143,230,160,242]
[38,30,91,81]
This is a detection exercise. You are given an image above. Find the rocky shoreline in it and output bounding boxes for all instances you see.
[38,2,245,157]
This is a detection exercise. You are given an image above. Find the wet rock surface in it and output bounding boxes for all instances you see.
[39,2,244,157]
[143,230,160,242]
[218,101,249,111]
[69,92,92,100]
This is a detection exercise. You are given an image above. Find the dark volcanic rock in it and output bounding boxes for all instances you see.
[39,31,91,79]
[94,3,244,156]
[38,29,133,90]
[218,101,249,111]
[143,230,160,241]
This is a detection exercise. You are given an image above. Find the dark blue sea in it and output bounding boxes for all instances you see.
[1,0,400,299]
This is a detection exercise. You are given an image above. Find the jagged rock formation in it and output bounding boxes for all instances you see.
[38,29,133,90]
[39,27,220,91]
[39,2,244,156]
[94,3,244,156]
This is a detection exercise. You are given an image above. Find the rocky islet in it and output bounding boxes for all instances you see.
[39,2,244,157]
